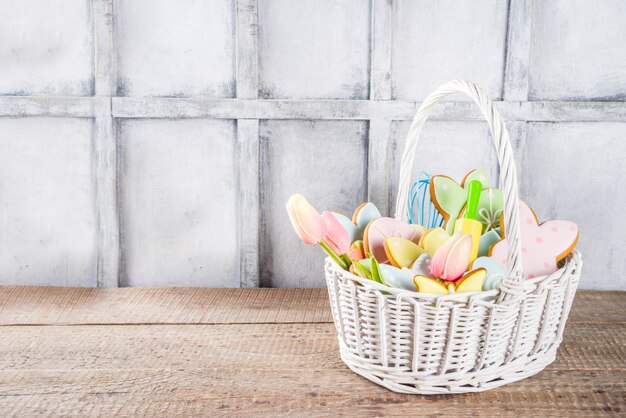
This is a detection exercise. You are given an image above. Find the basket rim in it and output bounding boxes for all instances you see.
[325,250,581,307]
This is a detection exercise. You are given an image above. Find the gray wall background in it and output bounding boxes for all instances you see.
[0,0,624,289]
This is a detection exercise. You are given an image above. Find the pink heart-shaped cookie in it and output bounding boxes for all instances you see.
[363,217,425,263]
[489,201,578,278]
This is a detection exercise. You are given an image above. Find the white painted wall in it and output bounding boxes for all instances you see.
[0,0,624,289]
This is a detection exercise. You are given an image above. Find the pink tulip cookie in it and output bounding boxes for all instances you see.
[322,211,351,255]
[489,201,578,278]
[363,217,425,264]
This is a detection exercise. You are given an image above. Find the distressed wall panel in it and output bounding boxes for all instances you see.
[530,0,626,100]
[115,0,235,98]
[0,118,97,285]
[260,120,368,287]
[391,0,508,101]
[118,119,239,287]
[258,0,370,99]
[388,121,501,216]
[521,122,626,291]
[0,0,93,96]
[0,1,625,290]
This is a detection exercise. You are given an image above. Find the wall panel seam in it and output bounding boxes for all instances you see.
[93,0,119,287]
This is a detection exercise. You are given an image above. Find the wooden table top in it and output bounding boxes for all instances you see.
[0,287,624,417]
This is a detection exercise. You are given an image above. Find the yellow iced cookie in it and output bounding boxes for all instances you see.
[384,237,427,268]
[454,268,487,293]
[419,227,451,256]
[413,275,449,294]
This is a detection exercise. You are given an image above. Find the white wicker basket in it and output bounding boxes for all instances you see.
[324,80,582,394]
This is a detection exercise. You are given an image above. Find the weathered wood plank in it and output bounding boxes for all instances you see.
[369,0,393,100]
[0,288,622,325]
[0,288,333,325]
[112,98,626,122]
[0,323,623,372]
[1,96,625,122]
[503,0,532,101]
[237,120,260,287]
[0,323,623,417]
[236,0,258,99]
[93,0,115,97]
[93,115,119,288]
[367,119,391,216]
[0,96,102,117]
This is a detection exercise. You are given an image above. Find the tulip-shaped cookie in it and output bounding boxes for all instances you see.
[412,232,486,294]
[286,194,349,269]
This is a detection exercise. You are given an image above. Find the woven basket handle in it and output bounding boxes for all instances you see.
[393,80,524,295]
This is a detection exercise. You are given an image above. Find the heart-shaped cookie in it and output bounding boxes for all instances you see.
[489,201,578,278]
[363,217,425,263]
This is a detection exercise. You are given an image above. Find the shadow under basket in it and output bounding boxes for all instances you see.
[323,80,583,394]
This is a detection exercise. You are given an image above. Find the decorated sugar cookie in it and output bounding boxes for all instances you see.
[348,240,366,261]
[413,268,487,295]
[418,227,451,256]
[413,275,449,294]
[478,229,501,258]
[489,201,579,278]
[430,232,472,282]
[384,237,427,268]
[357,258,415,291]
[331,202,381,243]
[430,169,491,234]
[459,188,503,233]
[407,253,432,277]
[322,211,351,255]
[363,217,426,263]
[472,256,505,290]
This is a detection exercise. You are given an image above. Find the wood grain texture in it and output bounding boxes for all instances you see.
[0,287,333,325]
[0,288,622,326]
[0,288,623,416]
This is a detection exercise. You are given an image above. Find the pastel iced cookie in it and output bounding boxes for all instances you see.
[357,258,415,291]
[407,253,432,277]
[430,169,491,234]
[330,202,381,243]
[413,268,486,295]
[460,188,504,233]
[418,227,451,256]
[478,229,501,257]
[348,240,365,261]
[384,237,427,268]
[472,256,505,290]
[363,217,425,263]
[489,201,579,278]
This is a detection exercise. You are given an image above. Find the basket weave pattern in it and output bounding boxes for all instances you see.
[323,80,583,394]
